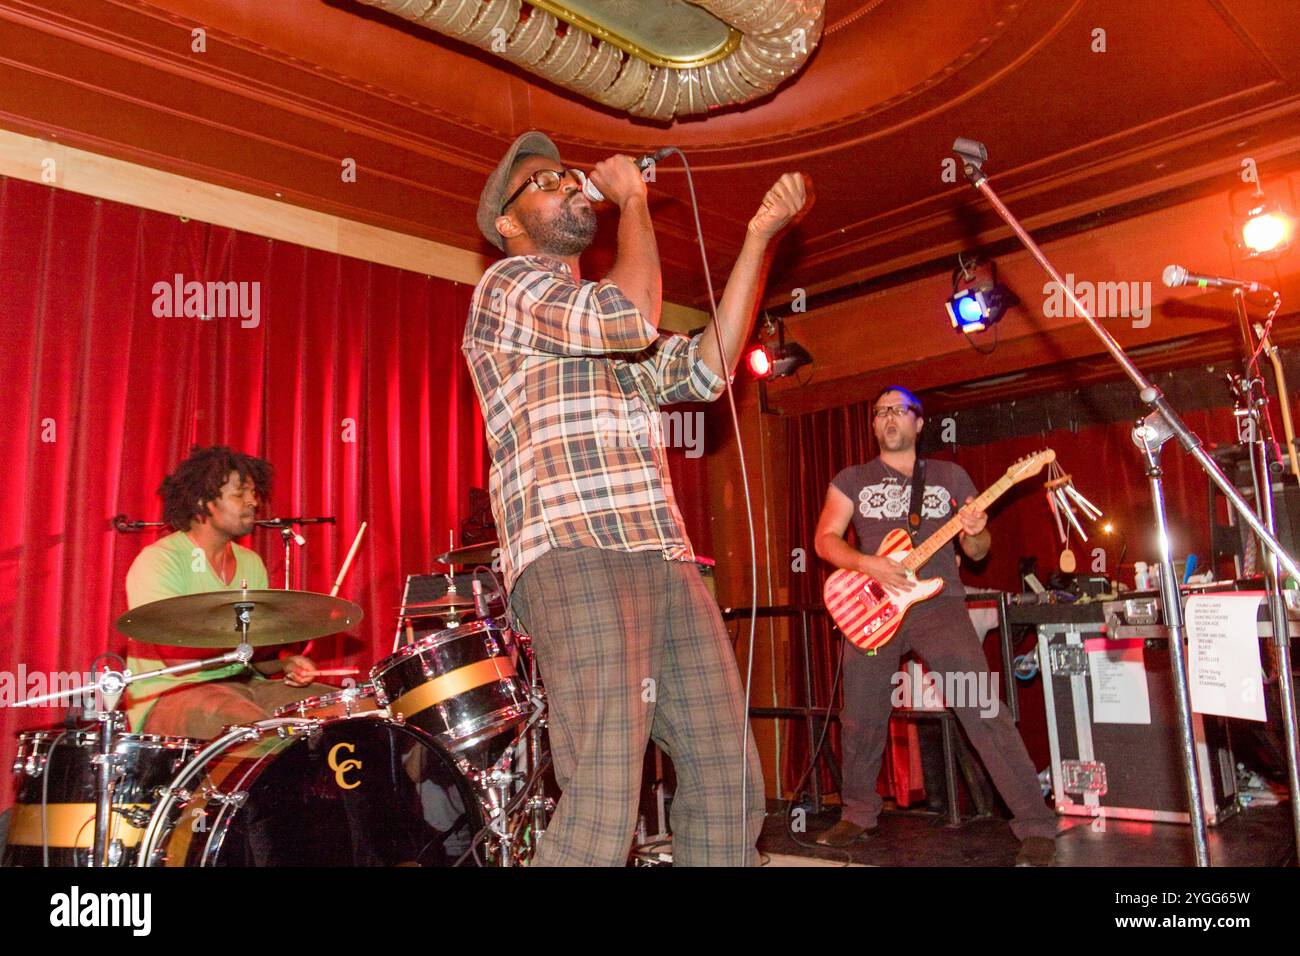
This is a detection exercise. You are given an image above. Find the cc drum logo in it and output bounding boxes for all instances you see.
[327,742,363,790]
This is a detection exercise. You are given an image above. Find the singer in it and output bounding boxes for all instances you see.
[463,130,809,865]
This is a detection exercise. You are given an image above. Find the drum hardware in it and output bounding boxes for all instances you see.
[451,732,553,867]
[272,683,384,721]
[253,515,336,591]
[3,728,202,867]
[113,805,154,829]
[435,537,499,570]
[18,750,48,777]
[6,588,350,866]
[201,787,248,808]
[461,664,553,866]
[4,632,255,866]
[401,593,476,613]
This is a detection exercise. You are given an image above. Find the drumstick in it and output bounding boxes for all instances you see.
[313,667,360,677]
[330,521,368,597]
[299,522,368,661]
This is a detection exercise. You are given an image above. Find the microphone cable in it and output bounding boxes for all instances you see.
[780,635,853,864]
[663,148,762,866]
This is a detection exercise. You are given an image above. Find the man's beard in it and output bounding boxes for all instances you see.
[877,428,914,453]
[520,197,596,256]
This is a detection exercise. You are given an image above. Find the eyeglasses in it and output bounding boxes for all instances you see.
[873,404,919,420]
[500,167,586,216]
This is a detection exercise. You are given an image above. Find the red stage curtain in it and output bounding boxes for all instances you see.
[784,393,1245,799]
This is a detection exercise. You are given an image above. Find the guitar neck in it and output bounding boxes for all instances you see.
[900,475,1013,572]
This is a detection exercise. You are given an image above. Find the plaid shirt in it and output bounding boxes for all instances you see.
[463,254,724,591]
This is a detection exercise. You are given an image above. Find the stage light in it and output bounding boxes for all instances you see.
[745,319,813,381]
[746,344,773,379]
[1241,200,1293,257]
[768,340,812,378]
[945,256,1017,334]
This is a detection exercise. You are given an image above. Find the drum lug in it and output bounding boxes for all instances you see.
[202,786,248,808]
[114,805,154,829]
[91,751,127,782]
[159,786,194,809]
[22,752,48,778]
[274,720,322,740]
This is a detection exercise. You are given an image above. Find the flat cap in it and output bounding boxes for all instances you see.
[476,130,562,251]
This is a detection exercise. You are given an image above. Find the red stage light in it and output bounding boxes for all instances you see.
[746,344,773,379]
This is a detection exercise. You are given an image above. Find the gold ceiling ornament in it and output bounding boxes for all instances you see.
[355,0,825,121]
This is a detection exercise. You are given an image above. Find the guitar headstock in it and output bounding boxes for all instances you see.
[1004,449,1056,483]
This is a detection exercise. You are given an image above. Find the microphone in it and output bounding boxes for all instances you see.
[582,148,675,203]
[1162,265,1273,294]
[112,514,166,531]
[471,578,492,619]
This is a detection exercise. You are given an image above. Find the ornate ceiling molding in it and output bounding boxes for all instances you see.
[354,0,825,121]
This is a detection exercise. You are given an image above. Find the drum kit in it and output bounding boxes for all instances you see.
[3,538,556,868]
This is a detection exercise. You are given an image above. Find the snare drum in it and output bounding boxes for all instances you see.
[273,682,383,721]
[136,714,484,867]
[4,729,200,867]
[370,619,528,767]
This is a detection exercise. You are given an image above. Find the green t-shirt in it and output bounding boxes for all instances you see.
[124,530,269,730]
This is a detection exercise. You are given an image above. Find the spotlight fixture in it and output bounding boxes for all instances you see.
[746,343,773,379]
[945,256,1018,334]
[745,316,812,380]
[768,340,813,379]
[1240,198,1293,257]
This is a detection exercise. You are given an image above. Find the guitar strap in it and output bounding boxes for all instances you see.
[906,459,926,543]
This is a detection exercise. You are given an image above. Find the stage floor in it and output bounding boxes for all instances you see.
[757,802,1295,867]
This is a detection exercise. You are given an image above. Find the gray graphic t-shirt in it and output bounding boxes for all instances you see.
[830,458,977,598]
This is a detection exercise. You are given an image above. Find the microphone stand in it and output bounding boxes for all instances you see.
[1227,289,1300,851]
[256,516,334,590]
[953,137,1300,866]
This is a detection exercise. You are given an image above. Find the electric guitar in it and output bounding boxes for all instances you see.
[823,450,1055,651]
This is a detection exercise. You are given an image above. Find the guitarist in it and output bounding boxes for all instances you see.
[812,386,1057,866]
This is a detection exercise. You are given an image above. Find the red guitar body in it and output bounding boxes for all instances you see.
[823,528,945,651]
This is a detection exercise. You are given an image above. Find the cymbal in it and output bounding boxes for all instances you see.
[434,539,498,567]
[402,592,475,614]
[115,589,364,648]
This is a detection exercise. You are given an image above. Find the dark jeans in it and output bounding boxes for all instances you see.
[839,599,1057,841]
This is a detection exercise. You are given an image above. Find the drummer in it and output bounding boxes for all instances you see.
[123,445,333,739]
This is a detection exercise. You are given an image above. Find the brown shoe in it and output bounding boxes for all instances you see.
[815,820,879,847]
[1014,836,1056,867]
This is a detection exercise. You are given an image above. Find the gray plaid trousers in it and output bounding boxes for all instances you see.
[510,547,764,866]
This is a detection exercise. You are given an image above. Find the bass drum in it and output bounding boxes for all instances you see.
[137,715,484,867]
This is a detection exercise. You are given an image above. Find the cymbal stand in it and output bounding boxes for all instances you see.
[6,637,254,866]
